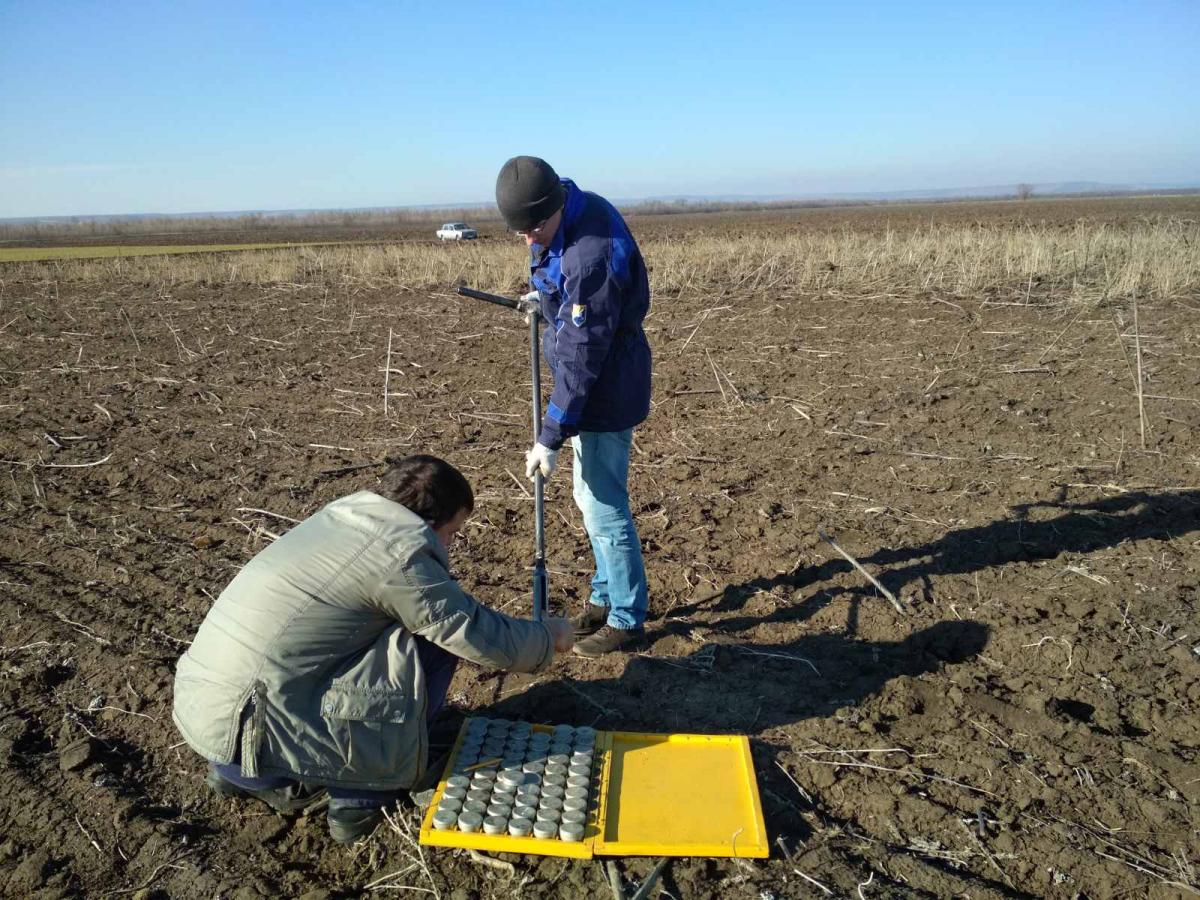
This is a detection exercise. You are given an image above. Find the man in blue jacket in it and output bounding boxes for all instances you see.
[495,156,652,656]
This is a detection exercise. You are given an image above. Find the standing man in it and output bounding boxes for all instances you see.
[495,156,652,657]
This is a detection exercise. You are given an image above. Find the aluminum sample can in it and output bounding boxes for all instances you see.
[512,803,537,821]
[508,816,533,837]
[483,815,507,835]
[562,809,586,826]
[457,811,483,832]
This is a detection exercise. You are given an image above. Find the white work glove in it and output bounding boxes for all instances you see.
[525,442,558,480]
[521,290,539,324]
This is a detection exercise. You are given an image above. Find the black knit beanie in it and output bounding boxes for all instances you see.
[495,156,565,231]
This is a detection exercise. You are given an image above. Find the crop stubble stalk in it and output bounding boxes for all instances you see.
[6,218,1197,303]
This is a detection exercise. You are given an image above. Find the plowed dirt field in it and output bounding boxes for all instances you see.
[1,203,1198,898]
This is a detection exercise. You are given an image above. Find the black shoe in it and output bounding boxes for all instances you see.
[206,766,328,814]
[571,604,609,637]
[328,805,384,844]
[572,625,644,658]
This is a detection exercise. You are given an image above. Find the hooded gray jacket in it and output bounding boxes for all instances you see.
[172,490,553,790]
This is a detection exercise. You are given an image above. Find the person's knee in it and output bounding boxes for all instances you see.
[572,482,594,509]
[591,524,642,553]
[579,505,631,538]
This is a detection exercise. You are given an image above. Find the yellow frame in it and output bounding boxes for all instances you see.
[418,723,769,859]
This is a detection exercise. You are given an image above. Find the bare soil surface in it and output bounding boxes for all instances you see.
[1,234,1198,897]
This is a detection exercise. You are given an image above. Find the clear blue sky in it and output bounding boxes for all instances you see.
[1,0,1197,217]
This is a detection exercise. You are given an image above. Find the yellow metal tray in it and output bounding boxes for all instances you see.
[592,730,768,858]
[419,723,596,858]
[418,723,768,859]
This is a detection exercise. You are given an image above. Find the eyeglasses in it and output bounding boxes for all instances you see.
[515,217,551,237]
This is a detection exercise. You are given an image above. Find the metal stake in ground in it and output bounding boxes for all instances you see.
[457,286,548,622]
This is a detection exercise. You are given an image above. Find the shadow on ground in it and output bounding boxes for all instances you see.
[667,488,1200,634]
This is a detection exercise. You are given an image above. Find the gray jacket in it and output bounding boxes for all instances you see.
[172,490,554,790]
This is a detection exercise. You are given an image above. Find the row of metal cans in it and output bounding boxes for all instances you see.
[433,720,600,841]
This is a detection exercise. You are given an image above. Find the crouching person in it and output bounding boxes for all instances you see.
[172,454,574,844]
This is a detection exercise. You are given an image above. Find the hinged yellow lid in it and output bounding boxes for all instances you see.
[419,721,768,859]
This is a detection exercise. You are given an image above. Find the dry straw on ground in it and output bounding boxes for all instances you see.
[4,217,1197,303]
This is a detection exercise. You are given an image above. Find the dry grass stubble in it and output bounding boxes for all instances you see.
[4,217,1197,304]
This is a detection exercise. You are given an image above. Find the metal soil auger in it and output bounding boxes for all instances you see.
[440,290,772,869]
[457,286,547,623]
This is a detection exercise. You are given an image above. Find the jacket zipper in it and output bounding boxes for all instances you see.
[240,681,265,778]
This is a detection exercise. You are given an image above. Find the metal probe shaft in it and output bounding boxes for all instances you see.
[530,310,547,623]
[456,286,547,622]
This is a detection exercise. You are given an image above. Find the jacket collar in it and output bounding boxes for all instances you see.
[427,528,451,569]
[365,491,451,569]
[531,178,582,261]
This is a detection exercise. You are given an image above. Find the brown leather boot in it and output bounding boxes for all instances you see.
[571,603,609,636]
[572,625,644,657]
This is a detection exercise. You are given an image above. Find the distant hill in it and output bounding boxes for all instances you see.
[2,182,1198,225]
[628,181,1200,205]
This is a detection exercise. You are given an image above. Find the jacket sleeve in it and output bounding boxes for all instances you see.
[375,549,554,674]
[538,261,622,449]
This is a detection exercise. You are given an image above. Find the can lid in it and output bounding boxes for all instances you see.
[508,816,533,835]
[483,815,508,834]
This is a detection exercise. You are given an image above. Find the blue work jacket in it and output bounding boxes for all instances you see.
[529,179,652,449]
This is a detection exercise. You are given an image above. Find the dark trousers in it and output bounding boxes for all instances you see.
[216,637,459,809]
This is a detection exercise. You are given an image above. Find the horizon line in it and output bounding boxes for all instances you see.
[3,180,1200,224]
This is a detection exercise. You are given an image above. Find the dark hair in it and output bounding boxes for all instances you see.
[379,455,474,528]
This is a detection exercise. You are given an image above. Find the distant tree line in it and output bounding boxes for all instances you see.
[3,188,1197,243]
[0,206,500,242]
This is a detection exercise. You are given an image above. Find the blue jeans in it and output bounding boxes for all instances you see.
[216,636,458,810]
[571,429,648,630]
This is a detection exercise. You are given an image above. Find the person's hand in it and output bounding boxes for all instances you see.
[521,290,539,325]
[525,443,558,480]
[545,616,574,653]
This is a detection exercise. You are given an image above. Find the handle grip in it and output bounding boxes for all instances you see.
[457,286,520,310]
